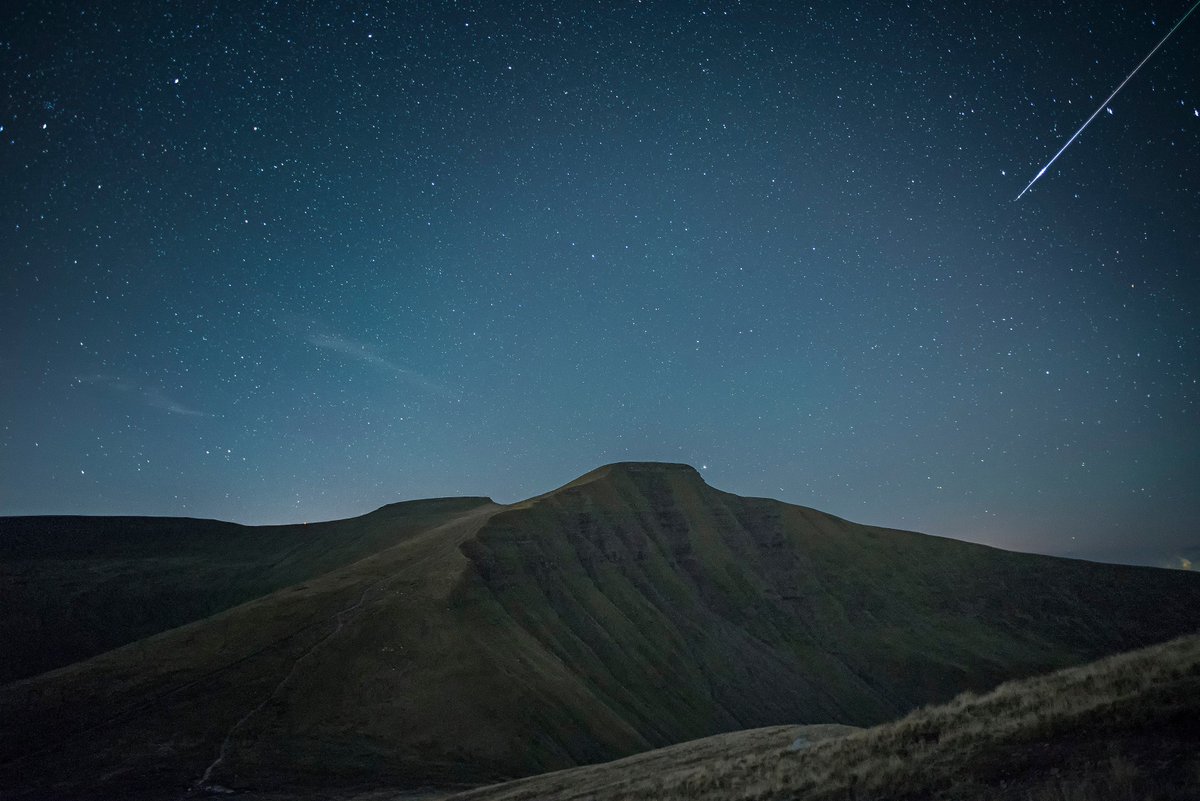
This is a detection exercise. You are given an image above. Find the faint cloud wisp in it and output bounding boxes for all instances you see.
[76,375,212,417]
[304,332,458,400]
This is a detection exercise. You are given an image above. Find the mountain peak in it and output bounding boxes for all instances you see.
[602,460,702,475]
[556,461,705,492]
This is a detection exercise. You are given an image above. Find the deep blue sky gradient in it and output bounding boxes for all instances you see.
[2,1,1198,567]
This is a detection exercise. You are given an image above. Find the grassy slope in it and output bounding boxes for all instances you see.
[1,462,1198,799]
[447,724,860,801]
[448,633,1200,801]
[0,497,492,684]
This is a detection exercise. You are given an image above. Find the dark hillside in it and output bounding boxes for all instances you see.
[0,496,491,683]
[457,462,1199,736]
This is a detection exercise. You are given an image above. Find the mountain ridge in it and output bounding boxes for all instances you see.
[2,462,1198,799]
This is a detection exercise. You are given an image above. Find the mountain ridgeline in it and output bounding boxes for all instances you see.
[1,462,1197,799]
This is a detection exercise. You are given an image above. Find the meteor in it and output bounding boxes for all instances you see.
[1016,0,1200,201]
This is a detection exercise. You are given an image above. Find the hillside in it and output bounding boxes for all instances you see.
[449,723,862,801]
[0,497,493,684]
[1,462,1198,799]
[449,633,1200,801]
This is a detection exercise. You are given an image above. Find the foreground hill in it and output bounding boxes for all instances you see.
[449,723,861,801]
[0,497,493,683]
[450,633,1200,801]
[2,462,1199,799]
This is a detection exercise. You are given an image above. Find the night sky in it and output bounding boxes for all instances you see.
[2,1,1197,567]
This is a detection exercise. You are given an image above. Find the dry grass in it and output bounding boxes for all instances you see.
[446,724,858,801]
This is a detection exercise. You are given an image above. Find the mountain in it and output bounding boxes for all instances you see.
[449,632,1200,801]
[1,462,1198,799]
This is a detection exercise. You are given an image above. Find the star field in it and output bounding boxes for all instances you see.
[2,1,1198,567]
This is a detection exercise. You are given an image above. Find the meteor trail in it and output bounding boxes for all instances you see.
[1016,0,1200,200]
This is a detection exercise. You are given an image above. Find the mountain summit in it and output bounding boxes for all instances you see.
[2,463,1198,799]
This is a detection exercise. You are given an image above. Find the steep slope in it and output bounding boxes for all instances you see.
[1,462,1198,800]
[450,633,1200,801]
[0,497,493,684]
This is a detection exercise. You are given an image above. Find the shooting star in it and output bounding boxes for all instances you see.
[1016,0,1200,200]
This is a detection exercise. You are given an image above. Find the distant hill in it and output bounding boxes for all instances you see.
[0,497,493,684]
[1,462,1198,799]
[450,633,1200,801]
